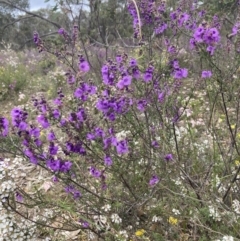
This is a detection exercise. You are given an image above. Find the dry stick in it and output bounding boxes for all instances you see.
[221,91,240,202]
[220,91,240,155]
[129,0,142,40]
[4,198,80,232]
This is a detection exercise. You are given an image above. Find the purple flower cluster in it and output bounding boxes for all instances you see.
[66,141,86,156]
[65,185,81,199]
[128,0,168,38]
[33,32,40,44]
[11,107,28,131]
[190,25,221,55]
[101,64,116,86]
[24,148,38,164]
[79,55,90,73]
[96,93,132,121]
[89,166,107,189]
[143,65,154,82]
[74,83,97,101]
[170,10,191,29]
[127,2,142,38]
[37,114,50,129]
[116,75,132,89]
[46,158,72,173]
[87,127,105,141]
[33,32,44,52]
[0,117,8,137]
[169,59,188,79]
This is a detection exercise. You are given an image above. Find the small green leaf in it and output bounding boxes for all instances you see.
[51,4,58,12]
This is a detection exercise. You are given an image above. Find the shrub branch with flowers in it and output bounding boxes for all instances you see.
[1,0,240,240]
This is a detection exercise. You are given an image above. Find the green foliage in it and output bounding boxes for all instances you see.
[0,64,29,100]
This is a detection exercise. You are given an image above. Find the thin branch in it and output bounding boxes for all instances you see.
[0,0,61,28]
[2,15,35,33]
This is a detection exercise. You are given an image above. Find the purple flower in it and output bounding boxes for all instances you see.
[193,26,205,42]
[79,56,90,72]
[65,185,75,193]
[170,11,178,20]
[79,61,90,72]
[34,139,42,147]
[133,67,141,79]
[116,55,123,63]
[24,148,38,164]
[89,166,101,178]
[168,45,176,54]
[231,22,240,36]
[155,22,167,34]
[198,10,206,17]
[149,175,160,186]
[37,115,49,129]
[67,75,75,84]
[16,192,23,202]
[53,98,62,106]
[60,161,72,172]
[95,127,105,138]
[58,28,66,35]
[158,92,165,103]
[73,190,81,199]
[74,83,96,101]
[96,98,110,113]
[206,45,216,55]
[170,59,179,69]
[116,75,132,89]
[201,70,212,78]
[30,127,40,138]
[49,142,58,155]
[178,13,189,27]
[81,221,89,228]
[137,99,147,112]
[101,65,109,75]
[143,72,152,82]
[11,107,28,130]
[33,32,40,44]
[0,117,9,137]
[189,38,196,49]
[129,58,137,67]
[151,140,159,148]
[52,176,59,182]
[104,156,113,166]
[203,28,220,45]
[47,158,60,171]
[51,109,59,119]
[103,136,114,149]
[76,108,86,122]
[143,65,154,82]
[47,131,56,141]
[87,133,95,140]
[164,154,173,161]
[116,139,129,154]
[173,68,188,79]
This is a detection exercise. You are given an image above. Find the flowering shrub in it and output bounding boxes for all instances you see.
[1,0,240,240]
